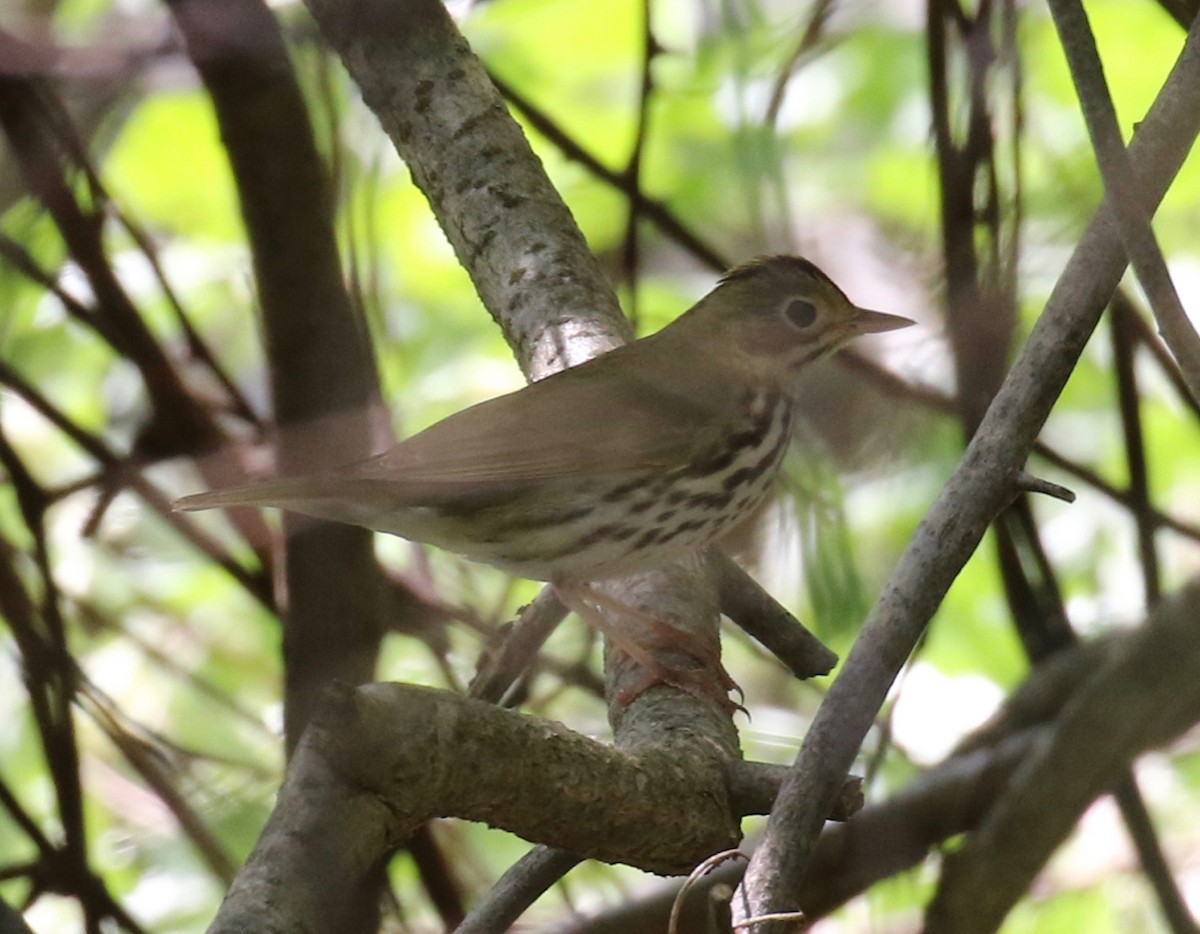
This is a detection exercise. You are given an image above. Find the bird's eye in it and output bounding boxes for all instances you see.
[784,299,817,329]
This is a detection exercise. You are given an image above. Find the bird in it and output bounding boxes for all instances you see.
[176,256,913,705]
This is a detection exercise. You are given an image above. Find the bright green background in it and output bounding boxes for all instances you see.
[1,0,1198,930]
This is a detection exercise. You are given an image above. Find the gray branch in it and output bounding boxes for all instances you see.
[303,0,631,378]
[1047,0,1200,404]
[735,16,1200,928]
[210,679,742,931]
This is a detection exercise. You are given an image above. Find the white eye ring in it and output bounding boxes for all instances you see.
[784,298,817,328]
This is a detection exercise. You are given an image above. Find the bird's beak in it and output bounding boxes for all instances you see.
[847,307,916,335]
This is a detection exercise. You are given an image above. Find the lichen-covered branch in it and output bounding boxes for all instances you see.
[210,681,741,932]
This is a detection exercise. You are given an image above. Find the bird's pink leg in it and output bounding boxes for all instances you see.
[555,582,743,713]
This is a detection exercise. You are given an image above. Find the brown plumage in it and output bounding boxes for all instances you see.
[176,256,912,704]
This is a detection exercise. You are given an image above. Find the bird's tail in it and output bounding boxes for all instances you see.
[173,476,347,513]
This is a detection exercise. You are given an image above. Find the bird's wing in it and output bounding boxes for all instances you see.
[174,343,751,515]
[349,345,741,496]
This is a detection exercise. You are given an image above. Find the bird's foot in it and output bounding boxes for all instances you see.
[613,656,747,716]
[556,582,744,716]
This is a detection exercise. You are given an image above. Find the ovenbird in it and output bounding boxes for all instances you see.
[176,256,912,698]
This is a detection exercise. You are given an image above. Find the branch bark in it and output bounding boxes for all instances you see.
[210,677,742,932]
[303,0,631,378]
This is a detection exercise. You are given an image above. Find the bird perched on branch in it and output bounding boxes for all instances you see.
[177,255,913,707]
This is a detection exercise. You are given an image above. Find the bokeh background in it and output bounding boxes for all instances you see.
[1,0,1199,930]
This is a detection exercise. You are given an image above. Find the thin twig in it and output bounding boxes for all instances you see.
[454,846,581,934]
[1111,295,1163,603]
[0,359,272,605]
[765,0,834,125]
[467,587,569,704]
[1047,0,1200,403]
[488,71,730,272]
[618,0,657,327]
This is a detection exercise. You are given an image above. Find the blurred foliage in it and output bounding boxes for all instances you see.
[1,0,1199,931]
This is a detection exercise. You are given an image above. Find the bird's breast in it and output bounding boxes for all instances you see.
[397,386,794,582]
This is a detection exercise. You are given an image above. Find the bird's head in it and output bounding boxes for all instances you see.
[678,255,913,373]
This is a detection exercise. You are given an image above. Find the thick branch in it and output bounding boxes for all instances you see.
[303,0,631,379]
[1047,0,1200,403]
[548,730,1044,934]
[297,0,744,744]
[210,681,742,932]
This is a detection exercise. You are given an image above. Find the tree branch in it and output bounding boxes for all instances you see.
[303,0,632,378]
[735,16,1200,927]
[210,680,743,932]
[167,0,390,754]
[926,577,1200,933]
[1047,0,1200,404]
